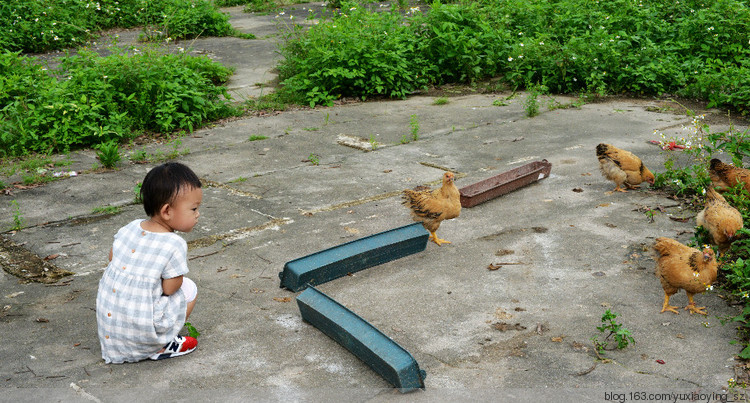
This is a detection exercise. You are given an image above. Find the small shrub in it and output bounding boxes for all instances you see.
[96,141,121,169]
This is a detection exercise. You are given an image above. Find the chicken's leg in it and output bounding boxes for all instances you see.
[613,184,628,193]
[685,293,708,315]
[660,292,679,314]
[429,231,451,246]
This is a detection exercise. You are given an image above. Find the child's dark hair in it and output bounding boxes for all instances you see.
[141,162,201,217]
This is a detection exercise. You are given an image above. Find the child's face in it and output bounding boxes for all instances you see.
[168,186,203,233]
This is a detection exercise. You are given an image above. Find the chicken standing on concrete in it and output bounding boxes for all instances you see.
[596,143,655,192]
[653,237,718,315]
[709,158,750,193]
[696,187,743,253]
[402,172,461,246]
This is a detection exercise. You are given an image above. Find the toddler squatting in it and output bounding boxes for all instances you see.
[96,162,201,363]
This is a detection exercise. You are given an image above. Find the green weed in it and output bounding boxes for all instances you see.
[248,135,268,141]
[369,134,378,150]
[591,309,635,355]
[185,321,201,338]
[9,200,23,231]
[308,153,320,165]
[92,206,121,215]
[409,114,419,141]
[433,97,449,105]
[134,182,143,204]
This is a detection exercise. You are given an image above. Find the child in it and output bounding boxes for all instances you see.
[96,162,202,363]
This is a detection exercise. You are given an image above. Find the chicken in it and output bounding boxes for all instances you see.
[596,143,655,192]
[696,187,743,253]
[402,172,461,246]
[709,158,750,193]
[653,237,717,315]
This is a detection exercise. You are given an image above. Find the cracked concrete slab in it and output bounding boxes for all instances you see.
[2,2,749,401]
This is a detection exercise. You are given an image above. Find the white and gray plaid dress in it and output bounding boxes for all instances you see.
[96,219,188,363]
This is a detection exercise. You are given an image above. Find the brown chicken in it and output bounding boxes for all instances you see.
[402,172,461,246]
[653,237,717,315]
[696,187,743,252]
[709,158,750,193]
[596,143,655,192]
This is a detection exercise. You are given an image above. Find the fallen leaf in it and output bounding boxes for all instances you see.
[495,308,513,320]
[514,307,526,312]
[36,317,49,323]
[44,254,59,261]
[551,336,564,342]
[343,226,360,235]
[581,172,592,176]
[669,216,690,223]
[572,188,583,192]
[676,333,684,339]
[487,263,502,271]
[598,203,611,208]
[250,288,265,294]
[492,322,526,331]
[383,170,392,173]
[74,343,81,347]
[656,359,665,364]
[273,297,292,303]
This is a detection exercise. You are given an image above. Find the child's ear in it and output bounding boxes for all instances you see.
[158,203,172,220]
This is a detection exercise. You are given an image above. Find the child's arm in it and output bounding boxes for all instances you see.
[162,276,184,296]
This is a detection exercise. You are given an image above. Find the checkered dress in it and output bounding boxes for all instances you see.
[96,219,188,363]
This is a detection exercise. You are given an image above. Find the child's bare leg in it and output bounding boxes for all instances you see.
[186,298,196,320]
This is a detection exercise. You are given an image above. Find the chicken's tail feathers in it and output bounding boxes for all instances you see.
[596,143,610,157]
[709,158,725,174]
[653,237,681,257]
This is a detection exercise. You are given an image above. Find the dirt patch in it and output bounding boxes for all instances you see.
[0,237,73,284]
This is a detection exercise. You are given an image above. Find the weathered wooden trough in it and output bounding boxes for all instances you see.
[458,159,552,208]
[279,223,429,292]
[296,286,427,392]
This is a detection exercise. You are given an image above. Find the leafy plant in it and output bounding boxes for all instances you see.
[248,135,268,141]
[591,309,635,354]
[9,199,23,231]
[96,141,121,169]
[130,149,150,163]
[369,134,378,150]
[409,114,419,141]
[134,182,143,204]
[308,153,320,165]
[524,84,547,117]
[185,321,200,338]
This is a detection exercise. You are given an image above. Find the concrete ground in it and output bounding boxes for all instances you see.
[2,3,749,402]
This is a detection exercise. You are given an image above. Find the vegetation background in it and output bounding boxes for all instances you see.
[2,0,750,366]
